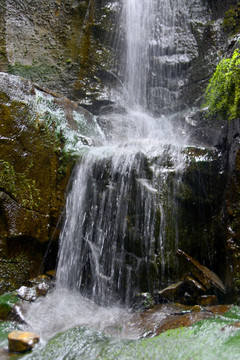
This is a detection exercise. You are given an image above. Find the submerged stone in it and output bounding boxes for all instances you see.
[8,330,39,352]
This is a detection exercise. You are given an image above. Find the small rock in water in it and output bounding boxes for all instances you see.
[132,292,156,310]
[36,282,49,297]
[191,305,202,312]
[17,286,37,302]
[8,330,39,352]
[28,275,49,286]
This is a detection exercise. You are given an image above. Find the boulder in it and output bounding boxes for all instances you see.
[8,330,39,352]
[17,286,37,302]
[177,249,226,293]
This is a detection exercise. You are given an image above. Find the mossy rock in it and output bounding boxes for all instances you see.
[223,3,240,35]
[21,306,240,360]
[0,73,93,293]
[0,293,19,320]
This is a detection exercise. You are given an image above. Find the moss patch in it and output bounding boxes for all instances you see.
[23,306,240,360]
[8,62,58,84]
[223,4,240,35]
[0,292,19,320]
[203,49,240,120]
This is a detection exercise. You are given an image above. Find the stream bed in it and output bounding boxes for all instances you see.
[1,290,240,360]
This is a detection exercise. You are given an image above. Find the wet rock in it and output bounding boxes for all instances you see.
[197,295,217,306]
[9,304,27,324]
[157,282,182,303]
[177,249,226,293]
[0,0,116,107]
[132,292,156,310]
[17,286,37,302]
[36,282,49,297]
[0,72,102,293]
[8,330,39,353]
[157,275,207,304]
[191,305,202,312]
[221,322,240,332]
[0,292,19,320]
[28,275,50,287]
[45,269,56,279]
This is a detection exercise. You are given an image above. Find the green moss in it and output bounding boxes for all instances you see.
[223,4,240,35]
[8,62,58,83]
[0,253,34,294]
[203,49,240,120]
[0,292,19,320]
[0,160,40,210]
[23,306,240,360]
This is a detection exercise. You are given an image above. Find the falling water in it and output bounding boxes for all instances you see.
[56,0,190,305]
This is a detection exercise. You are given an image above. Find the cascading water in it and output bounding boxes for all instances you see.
[56,0,190,305]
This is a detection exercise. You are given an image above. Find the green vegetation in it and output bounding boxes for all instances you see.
[8,62,58,83]
[203,49,240,120]
[22,306,240,360]
[0,292,19,319]
[0,160,40,210]
[223,4,240,35]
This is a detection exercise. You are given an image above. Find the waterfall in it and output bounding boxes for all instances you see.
[118,0,192,114]
[56,0,190,305]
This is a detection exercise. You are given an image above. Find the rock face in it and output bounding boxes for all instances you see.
[0,0,116,111]
[0,0,237,115]
[0,72,102,293]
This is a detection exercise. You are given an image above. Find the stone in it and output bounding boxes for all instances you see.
[191,305,202,312]
[197,295,217,306]
[0,292,19,320]
[177,249,226,293]
[157,282,182,302]
[17,286,37,302]
[0,0,115,108]
[8,330,39,353]
[36,282,49,297]
[28,275,49,286]
[45,269,56,278]
[132,292,156,310]
[8,304,27,324]
[157,275,207,304]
